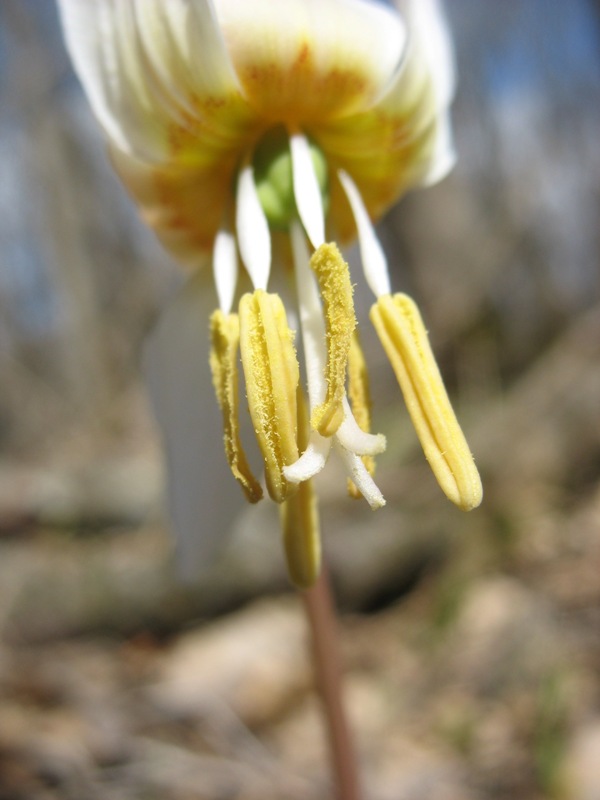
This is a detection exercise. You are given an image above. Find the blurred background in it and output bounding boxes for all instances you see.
[0,1,599,798]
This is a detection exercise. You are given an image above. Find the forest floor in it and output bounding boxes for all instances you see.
[0,456,599,800]
[0,302,599,800]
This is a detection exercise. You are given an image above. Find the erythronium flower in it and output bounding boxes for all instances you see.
[58,0,482,588]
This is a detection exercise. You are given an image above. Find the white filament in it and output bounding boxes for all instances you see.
[283,434,331,483]
[212,226,238,314]
[334,440,386,510]
[235,162,271,290]
[336,396,386,457]
[290,131,325,249]
[289,221,327,410]
[338,168,391,298]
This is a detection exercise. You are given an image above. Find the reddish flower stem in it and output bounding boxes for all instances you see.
[301,566,362,800]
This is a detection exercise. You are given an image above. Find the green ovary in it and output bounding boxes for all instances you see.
[252,126,329,228]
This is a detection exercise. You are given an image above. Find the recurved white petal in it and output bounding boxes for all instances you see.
[143,274,246,580]
[314,1,456,243]
[383,0,456,185]
[214,0,407,121]
[132,0,241,113]
[398,0,456,106]
[58,0,169,159]
[420,108,455,186]
[58,0,249,162]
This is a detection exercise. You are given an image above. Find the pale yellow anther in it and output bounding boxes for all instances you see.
[280,389,321,588]
[309,242,356,437]
[239,290,300,503]
[347,330,375,498]
[370,293,482,511]
[209,310,263,504]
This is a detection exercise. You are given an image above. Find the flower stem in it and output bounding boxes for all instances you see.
[301,566,362,800]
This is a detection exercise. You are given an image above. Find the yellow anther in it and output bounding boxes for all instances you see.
[239,290,300,503]
[347,330,375,498]
[370,293,482,511]
[209,310,263,504]
[280,389,321,588]
[309,242,356,437]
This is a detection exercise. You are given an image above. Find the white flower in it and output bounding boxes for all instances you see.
[57,0,481,586]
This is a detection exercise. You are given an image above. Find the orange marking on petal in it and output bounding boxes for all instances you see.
[321,80,440,242]
[238,52,370,125]
[296,41,309,66]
